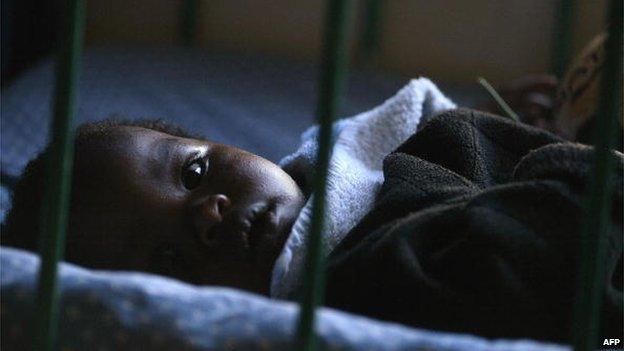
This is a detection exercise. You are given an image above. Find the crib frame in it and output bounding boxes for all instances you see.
[31,1,622,351]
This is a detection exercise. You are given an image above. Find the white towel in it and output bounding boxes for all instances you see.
[270,78,456,299]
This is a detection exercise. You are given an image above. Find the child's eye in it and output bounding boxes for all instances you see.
[182,159,207,190]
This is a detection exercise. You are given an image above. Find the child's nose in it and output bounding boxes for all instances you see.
[194,194,232,245]
[198,194,231,224]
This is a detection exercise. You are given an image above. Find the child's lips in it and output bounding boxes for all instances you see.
[198,202,282,256]
[240,202,279,252]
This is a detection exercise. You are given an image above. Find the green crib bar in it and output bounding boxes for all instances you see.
[572,0,622,350]
[33,0,86,350]
[295,1,353,350]
[358,0,382,64]
[180,0,198,46]
[552,0,575,78]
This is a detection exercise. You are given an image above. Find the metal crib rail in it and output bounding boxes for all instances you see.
[295,1,353,350]
[572,0,622,350]
[33,0,86,350]
[180,0,198,46]
[358,0,383,64]
[552,0,575,78]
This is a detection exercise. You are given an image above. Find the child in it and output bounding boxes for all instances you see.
[3,119,305,295]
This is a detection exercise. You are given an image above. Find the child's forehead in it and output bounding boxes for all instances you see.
[106,125,208,148]
[77,125,210,166]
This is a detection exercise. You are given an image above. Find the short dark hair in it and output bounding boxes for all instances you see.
[1,118,199,253]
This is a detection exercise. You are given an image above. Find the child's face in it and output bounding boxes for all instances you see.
[71,126,304,294]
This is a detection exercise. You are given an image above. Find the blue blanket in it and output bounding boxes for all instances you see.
[1,247,567,351]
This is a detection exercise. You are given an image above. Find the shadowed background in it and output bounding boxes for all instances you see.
[2,0,608,84]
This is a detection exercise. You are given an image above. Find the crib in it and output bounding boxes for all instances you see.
[3,1,622,350]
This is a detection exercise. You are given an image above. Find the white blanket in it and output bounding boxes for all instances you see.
[271,78,456,298]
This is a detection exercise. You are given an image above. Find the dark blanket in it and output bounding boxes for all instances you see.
[324,108,623,344]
